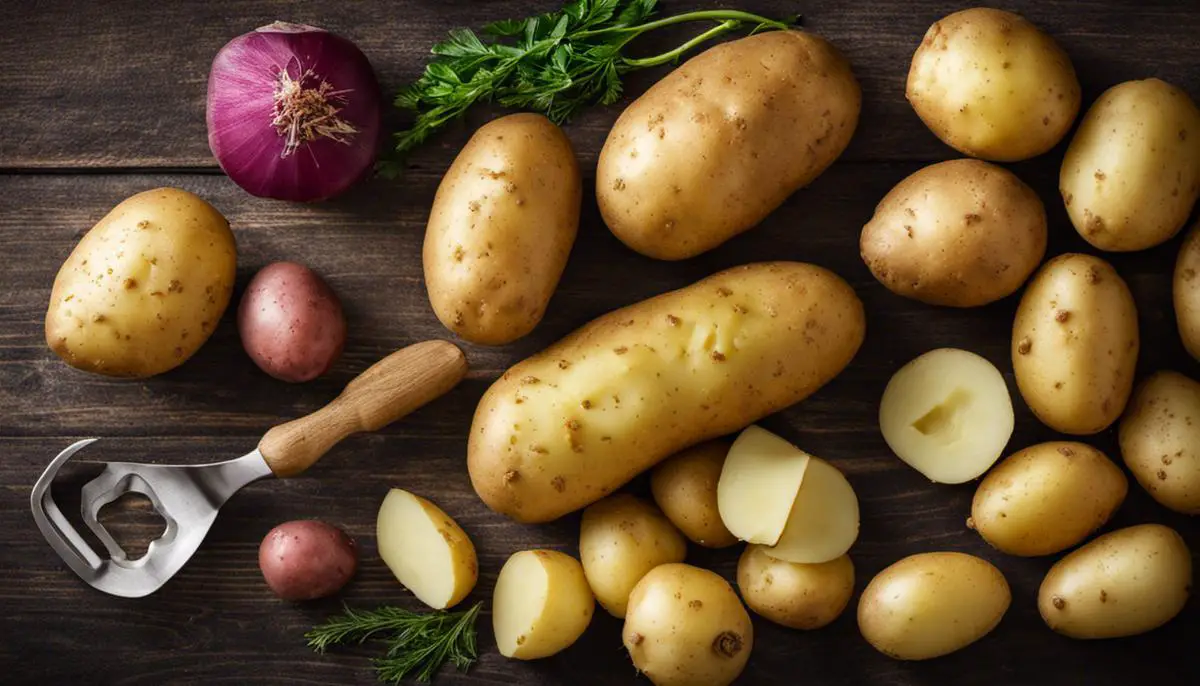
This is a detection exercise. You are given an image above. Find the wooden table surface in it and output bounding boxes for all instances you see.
[3,1,1199,684]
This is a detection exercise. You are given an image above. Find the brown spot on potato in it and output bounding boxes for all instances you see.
[1100,590,1108,603]
[1058,446,1075,457]
[516,634,527,646]
[964,213,982,225]
[1087,267,1102,284]
[168,280,183,294]
[136,220,150,229]
[1055,310,1071,323]
[581,399,592,409]
[711,351,726,362]
[1157,469,1168,480]
[551,476,566,492]
[1017,337,1032,355]
[529,445,549,455]
[123,278,137,290]
[452,245,465,262]
[521,376,541,385]
[612,178,626,191]
[666,314,680,326]
[1065,193,1073,207]
[1055,382,1064,390]
[629,632,644,647]
[689,600,703,610]
[558,359,571,370]
[91,313,106,323]
[1094,170,1106,181]
[614,346,628,355]
[713,632,744,658]
[1052,596,1066,610]
[717,287,732,297]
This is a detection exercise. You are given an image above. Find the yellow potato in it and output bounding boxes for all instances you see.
[1038,524,1192,639]
[1119,371,1200,514]
[970,442,1127,556]
[858,552,1010,660]
[468,262,865,523]
[1012,254,1138,434]
[737,545,854,630]
[717,425,814,546]
[493,549,595,659]
[1173,221,1200,360]
[907,8,1080,161]
[375,489,477,610]
[423,113,581,345]
[45,187,236,377]
[1060,79,1200,251]
[597,31,860,260]
[579,494,687,618]
[860,159,1046,306]
[623,563,753,686]
[649,441,738,548]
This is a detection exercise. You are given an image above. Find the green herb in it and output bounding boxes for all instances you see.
[383,0,798,172]
[306,602,483,683]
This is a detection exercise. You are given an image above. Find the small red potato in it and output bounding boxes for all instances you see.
[238,261,346,382]
[259,520,357,601]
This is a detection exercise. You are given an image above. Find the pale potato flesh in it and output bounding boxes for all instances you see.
[737,546,854,630]
[1173,222,1200,361]
[493,550,595,659]
[650,441,738,548]
[718,426,812,546]
[879,348,1014,483]
[765,455,859,564]
[1119,371,1200,514]
[376,489,478,610]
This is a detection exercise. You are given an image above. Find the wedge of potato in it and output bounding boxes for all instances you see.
[376,489,477,610]
[493,549,595,660]
[766,455,859,564]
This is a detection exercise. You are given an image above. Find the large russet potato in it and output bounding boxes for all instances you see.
[45,187,237,377]
[1119,371,1200,514]
[424,113,581,345]
[468,262,865,523]
[596,31,860,260]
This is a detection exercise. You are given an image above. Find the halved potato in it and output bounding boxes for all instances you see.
[717,426,811,545]
[493,549,595,659]
[766,455,859,564]
[376,489,477,610]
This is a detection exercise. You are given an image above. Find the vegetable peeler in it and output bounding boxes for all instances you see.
[30,340,467,598]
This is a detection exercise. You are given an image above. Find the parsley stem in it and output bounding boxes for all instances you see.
[622,20,741,68]
[573,9,789,38]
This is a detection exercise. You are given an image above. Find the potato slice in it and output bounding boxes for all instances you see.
[376,489,478,610]
[765,455,859,563]
[717,426,812,545]
[879,348,1014,483]
[494,549,595,659]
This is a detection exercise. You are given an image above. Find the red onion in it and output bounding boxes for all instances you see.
[207,22,382,202]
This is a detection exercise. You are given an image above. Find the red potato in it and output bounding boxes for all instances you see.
[259,520,358,601]
[238,262,346,382]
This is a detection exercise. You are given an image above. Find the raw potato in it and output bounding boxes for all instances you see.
[258,520,357,601]
[858,552,1010,660]
[1060,79,1200,251]
[493,549,594,659]
[424,113,581,345]
[766,451,859,564]
[1038,524,1192,639]
[597,31,860,260]
[579,494,687,618]
[907,8,1080,161]
[623,563,753,686]
[1119,371,1200,514]
[860,159,1047,306]
[737,545,854,630]
[1012,254,1138,434]
[970,442,1127,556]
[45,187,236,378]
[650,441,738,548]
[238,261,346,382]
[879,348,1014,483]
[717,425,813,546]
[1173,221,1200,360]
[376,489,477,610]
[469,262,865,523]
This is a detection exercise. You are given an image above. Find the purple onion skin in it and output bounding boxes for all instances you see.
[207,22,382,202]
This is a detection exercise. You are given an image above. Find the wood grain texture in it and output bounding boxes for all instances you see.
[0,1,1198,685]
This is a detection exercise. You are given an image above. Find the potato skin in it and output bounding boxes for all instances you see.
[1119,371,1200,514]
[493,549,595,659]
[860,159,1046,306]
[468,262,866,523]
[597,31,860,260]
[45,187,236,377]
[1173,221,1200,360]
[237,262,345,382]
[424,113,581,345]
[1012,254,1138,434]
[907,8,1080,161]
[650,441,738,548]
[258,520,357,601]
[737,546,854,630]
[1061,79,1200,251]
[970,442,1127,556]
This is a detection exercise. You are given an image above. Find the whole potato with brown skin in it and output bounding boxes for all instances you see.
[1119,371,1200,514]
[1173,221,1200,360]
[737,545,854,630]
[238,262,346,383]
[860,159,1046,306]
[650,441,738,548]
[259,520,357,601]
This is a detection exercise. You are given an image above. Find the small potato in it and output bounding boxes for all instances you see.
[493,549,594,660]
[737,545,854,630]
[579,494,687,618]
[860,159,1047,306]
[1061,79,1200,251]
[258,520,357,601]
[1119,371,1200,514]
[970,442,1127,556]
[1173,222,1200,361]
[376,489,478,610]
[623,563,753,686]
[650,441,738,548]
[858,552,1010,660]
[907,8,1080,161]
[1012,254,1139,434]
[238,261,346,382]
[1038,524,1192,639]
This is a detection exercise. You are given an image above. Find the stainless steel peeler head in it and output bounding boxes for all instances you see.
[30,439,274,598]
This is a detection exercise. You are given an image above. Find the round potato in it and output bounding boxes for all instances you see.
[579,494,687,618]
[970,442,1127,556]
[238,261,346,382]
[493,549,595,660]
[258,520,357,601]
[597,31,860,260]
[650,441,738,548]
[1119,371,1200,514]
[424,113,581,345]
[1174,222,1200,360]
[1038,524,1191,639]
[860,159,1046,306]
[907,8,1080,161]
[858,552,1010,660]
[1060,79,1200,251]
[623,563,753,686]
[1012,254,1138,435]
[737,545,854,630]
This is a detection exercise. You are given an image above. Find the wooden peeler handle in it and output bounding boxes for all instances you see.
[258,340,468,477]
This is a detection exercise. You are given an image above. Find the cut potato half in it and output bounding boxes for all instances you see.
[718,425,812,545]
[879,348,1014,483]
[376,489,478,610]
[493,549,595,660]
[766,455,859,563]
